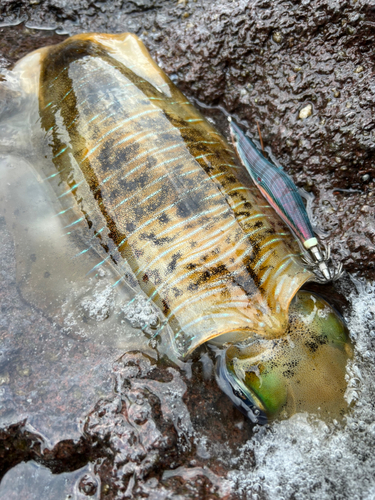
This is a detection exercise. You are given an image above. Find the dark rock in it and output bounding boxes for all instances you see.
[152,0,375,279]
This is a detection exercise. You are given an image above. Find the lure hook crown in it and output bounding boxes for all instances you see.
[302,242,344,283]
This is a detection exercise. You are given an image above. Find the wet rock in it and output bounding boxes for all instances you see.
[80,351,249,498]
[0,462,101,500]
[0,1,375,499]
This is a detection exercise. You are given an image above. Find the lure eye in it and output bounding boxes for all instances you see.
[222,291,353,422]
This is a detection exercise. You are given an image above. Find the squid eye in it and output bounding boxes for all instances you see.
[220,291,353,423]
[215,351,268,425]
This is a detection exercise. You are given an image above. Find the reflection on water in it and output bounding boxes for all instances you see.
[0,79,156,445]
[0,461,100,500]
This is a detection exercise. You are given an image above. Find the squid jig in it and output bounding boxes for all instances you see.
[229,117,343,283]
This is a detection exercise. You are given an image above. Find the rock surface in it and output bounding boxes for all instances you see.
[0,1,375,499]
[1,0,374,278]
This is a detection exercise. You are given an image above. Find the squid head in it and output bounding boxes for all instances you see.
[217,291,353,423]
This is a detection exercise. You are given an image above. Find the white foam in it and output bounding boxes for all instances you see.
[80,284,115,322]
[122,295,160,333]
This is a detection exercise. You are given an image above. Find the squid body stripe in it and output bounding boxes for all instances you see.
[179,231,251,269]
[135,207,235,276]
[239,213,265,222]
[245,225,267,239]
[149,204,228,247]
[139,220,229,278]
[253,247,276,271]
[119,143,183,180]
[231,200,247,210]
[148,231,253,305]
[229,244,254,267]
[162,280,237,321]
[139,187,162,205]
[201,192,222,202]
[45,65,68,89]
[93,92,146,125]
[102,145,162,190]
[258,266,274,285]
[179,167,201,178]
[178,216,265,269]
[114,129,157,147]
[87,113,101,124]
[158,202,230,240]
[177,223,241,266]
[113,154,187,210]
[274,275,289,300]
[257,236,285,250]
[195,153,215,160]
[108,145,186,208]
[121,201,230,254]
[80,108,161,163]
[272,255,294,279]
[157,204,230,241]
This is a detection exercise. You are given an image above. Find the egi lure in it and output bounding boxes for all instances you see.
[229,118,343,283]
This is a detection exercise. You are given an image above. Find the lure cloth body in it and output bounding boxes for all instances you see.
[229,119,317,250]
[13,32,314,357]
[229,119,339,282]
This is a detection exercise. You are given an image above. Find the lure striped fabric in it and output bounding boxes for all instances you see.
[229,120,316,250]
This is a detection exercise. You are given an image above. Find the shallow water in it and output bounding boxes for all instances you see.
[0,30,374,500]
[0,461,100,500]
[0,147,156,446]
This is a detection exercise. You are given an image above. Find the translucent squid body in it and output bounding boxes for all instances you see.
[229,118,342,283]
[2,32,353,425]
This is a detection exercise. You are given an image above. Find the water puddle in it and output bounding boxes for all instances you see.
[0,461,100,500]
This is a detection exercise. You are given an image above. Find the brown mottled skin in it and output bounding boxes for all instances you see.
[37,33,313,357]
